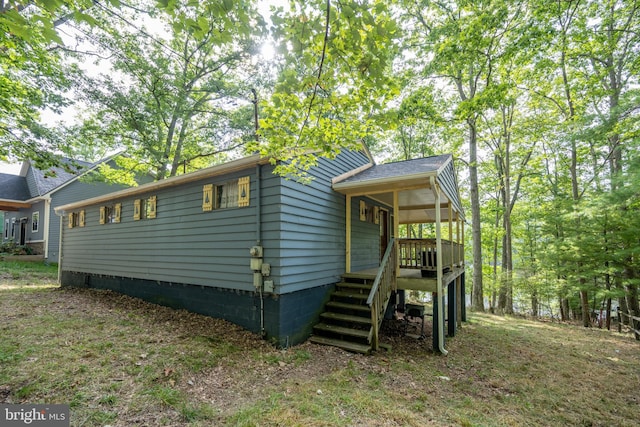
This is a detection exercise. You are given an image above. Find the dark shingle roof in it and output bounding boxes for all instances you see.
[0,173,31,201]
[30,158,93,196]
[337,154,451,184]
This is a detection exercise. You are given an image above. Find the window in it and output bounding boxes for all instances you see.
[79,210,85,227]
[215,181,238,209]
[134,197,156,220]
[100,204,121,224]
[203,177,250,212]
[68,212,80,228]
[31,212,39,232]
[11,218,15,238]
[4,219,8,239]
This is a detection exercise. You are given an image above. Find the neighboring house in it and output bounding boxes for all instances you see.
[0,156,130,262]
[55,148,466,353]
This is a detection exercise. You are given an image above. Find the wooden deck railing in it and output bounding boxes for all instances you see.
[398,238,463,271]
[367,238,397,351]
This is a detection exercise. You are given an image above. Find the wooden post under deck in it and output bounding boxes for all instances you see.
[393,190,399,280]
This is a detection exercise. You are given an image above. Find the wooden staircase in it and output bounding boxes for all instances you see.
[309,274,376,354]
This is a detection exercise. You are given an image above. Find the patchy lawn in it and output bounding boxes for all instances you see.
[1,261,639,426]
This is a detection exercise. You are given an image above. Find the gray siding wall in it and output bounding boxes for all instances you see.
[60,149,372,295]
[1,202,44,246]
[25,166,39,197]
[271,150,371,294]
[49,179,129,262]
[437,160,463,215]
[349,196,385,271]
[61,169,259,291]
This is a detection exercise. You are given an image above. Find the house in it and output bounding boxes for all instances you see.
[55,148,466,353]
[0,156,130,262]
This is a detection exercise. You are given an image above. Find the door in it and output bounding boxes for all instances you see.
[379,208,389,260]
[19,219,27,245]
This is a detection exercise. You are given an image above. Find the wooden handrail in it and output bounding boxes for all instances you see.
[367,238,396,351]
[397,238,463,271]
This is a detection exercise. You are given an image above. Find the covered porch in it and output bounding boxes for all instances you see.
[327,154,466,354]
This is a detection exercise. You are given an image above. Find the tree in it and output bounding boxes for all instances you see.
[66,0,265,180]
[0,0,121,168]
[253,0,401,177]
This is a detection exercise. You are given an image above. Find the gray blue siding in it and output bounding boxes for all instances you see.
[59,149,375,346]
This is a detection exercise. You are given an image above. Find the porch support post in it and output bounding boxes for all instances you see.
[457,275,463,328]
[346,195,352,273]
[393,190,399,279]
[449,203,454,270]
[448,279,457,337]
[431,176,447,355]
[461,272,467,321]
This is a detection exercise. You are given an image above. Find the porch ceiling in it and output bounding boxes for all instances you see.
[0,199,31,212]
[332,155,463,224]
[366,187,459,224]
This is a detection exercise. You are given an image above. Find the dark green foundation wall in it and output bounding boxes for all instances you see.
[60,271,333,347]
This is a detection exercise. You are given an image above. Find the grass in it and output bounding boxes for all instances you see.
[1,261,639,426]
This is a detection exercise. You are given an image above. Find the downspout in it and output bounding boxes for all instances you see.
[256,164,265,337]
[431,176,448,355]
[43,196,51,260]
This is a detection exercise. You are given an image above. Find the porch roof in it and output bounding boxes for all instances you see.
[332,154,464,223]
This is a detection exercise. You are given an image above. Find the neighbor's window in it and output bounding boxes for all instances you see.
[31,212,39,232]
[4,219,8,239]
[11,218,15,238]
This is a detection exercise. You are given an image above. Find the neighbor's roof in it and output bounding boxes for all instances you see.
[0,173,31,201]
[29,158,93,197]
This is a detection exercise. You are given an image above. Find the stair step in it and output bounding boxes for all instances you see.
[309,336,372,354]
[314,322,372,340]
[336,282,372,292]
[320,312,372,325]
[332,291,369,300]
[326,301,371,313]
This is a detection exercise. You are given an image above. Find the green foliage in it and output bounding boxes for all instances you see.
[252,0,401,177]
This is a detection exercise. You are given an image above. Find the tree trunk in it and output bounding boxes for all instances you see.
[531,289,539,318]
[580,289,591,327]
[469,117,484,312]
[560,297,570,322]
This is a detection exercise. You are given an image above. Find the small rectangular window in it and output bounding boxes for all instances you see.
[11,218,15,238]
[68,212,80,228]
[4,219,8,239]
[101,205,120,224]
[31,212,39,232]
[79,210,85,227]
[215,181,238,209]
